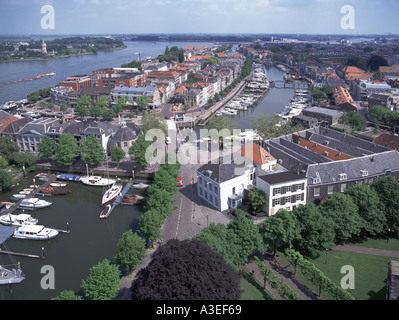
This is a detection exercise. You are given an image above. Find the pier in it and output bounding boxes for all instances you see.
[99,181,133,219]
[3,174,57,216]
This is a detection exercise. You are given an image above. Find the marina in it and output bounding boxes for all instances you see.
[0,170,144,299]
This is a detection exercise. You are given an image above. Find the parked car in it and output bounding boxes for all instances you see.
[176,177,183,187]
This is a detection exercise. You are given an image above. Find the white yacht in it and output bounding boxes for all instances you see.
[221,108,238,116]
[19,198,52,209]
[13,224,58,240]
[0,265,25,285]
[102,181,123,206]
[80,176,116,187]
[0,213,38,227]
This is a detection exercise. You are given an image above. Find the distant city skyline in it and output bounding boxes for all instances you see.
[0,0,398,36]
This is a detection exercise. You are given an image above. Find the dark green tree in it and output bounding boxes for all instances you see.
[54,133,78,166]
[371,176,399,235]
[293,204,335,258]
[52,290,83,300]
[114,230,147,272]
[0,136,19,161]
[37,136,57,160]
[344,184,387,237]
[339,111,366,131]
[79,135,105,166]
[320,193,363,243]
[128,134,153,167]
[110,146,125,167]
[228,210,264,263]
[138,208,164,248]
[81,259,121,300]
[0,169,13,192]
[248,188,268,214]
[194,223,243,268]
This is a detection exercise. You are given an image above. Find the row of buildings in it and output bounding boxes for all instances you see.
[50,45,245,111]
[196,127,399,215]
[0,110,141,155]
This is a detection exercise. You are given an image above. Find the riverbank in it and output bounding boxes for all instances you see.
[35,158,158,180]
[0,46,127,64]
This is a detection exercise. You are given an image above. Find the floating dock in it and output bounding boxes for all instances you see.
[99,182,133,219]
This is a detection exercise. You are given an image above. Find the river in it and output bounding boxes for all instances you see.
[0,41,296,300]
[0,40,217,104]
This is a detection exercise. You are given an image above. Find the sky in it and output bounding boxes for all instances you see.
[0,0,398,36]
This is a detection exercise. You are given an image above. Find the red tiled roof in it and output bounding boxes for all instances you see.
[239,142,275,165]
[298,137,353,161]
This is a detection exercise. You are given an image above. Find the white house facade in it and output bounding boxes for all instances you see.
[196,163,255,212]
[256,171,308,216]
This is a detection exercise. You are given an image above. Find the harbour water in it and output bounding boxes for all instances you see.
[0,172,142,300]
[228,66,296,131]
[0,41,297,300]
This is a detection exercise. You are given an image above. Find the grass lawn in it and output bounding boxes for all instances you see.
[278,249,396,300]
[240,273,274,300]
[352,237,399,252]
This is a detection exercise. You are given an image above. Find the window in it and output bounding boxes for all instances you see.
[314,187,320,197]
[312,177,321,184]
[210,195,213,203]
[339,173,347,181]
[274,198,280,206]
[232,187,236,195]
[214,187,218,195]
[205,191,208,200]
[199,177,202,185]
[328,185,334,194]
[285,196,291,203]
[199,188,203,196]
[286,186,291,193]
[361,170,368,177]
[340,183,346,192]
[296,194,302,201]
[274,187,281,195]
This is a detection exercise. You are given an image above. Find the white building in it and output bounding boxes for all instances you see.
[351,79,393,101]
[196,163,255,212]
[256,171,308,216]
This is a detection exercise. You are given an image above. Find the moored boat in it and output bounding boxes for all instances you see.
[0,265,25,285]
[12,194,26,199]
[99,204,112,219]
[19,198,52,209]
[102,181,123,206]
[56,174,81,182]
[132,183,149,189]
[13,224,58,240]
[122,194,144,204]
[0,213,38,227]
[50,182,68,187]
[80,176,116,187]
[40,186,70,195]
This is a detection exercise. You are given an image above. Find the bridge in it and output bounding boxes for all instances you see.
[270,80,311,90]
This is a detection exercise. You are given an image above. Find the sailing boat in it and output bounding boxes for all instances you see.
[0,239,25,285]
[101,180,123,206]
[80,163,116,187]
[0,263,25,285]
